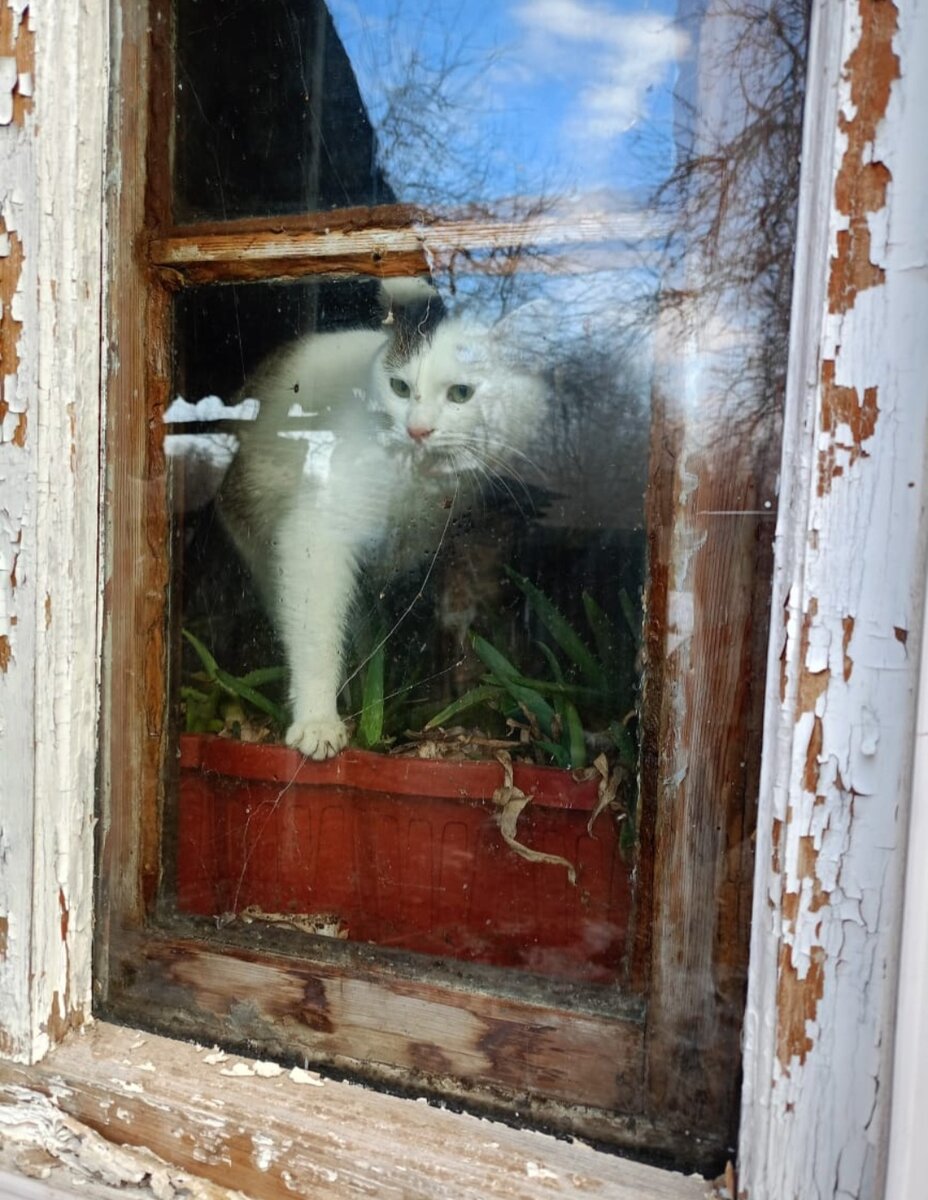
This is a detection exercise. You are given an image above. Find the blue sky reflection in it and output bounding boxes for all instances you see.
[328,0,687,207]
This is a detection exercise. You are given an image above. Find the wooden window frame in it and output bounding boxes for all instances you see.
[1,1,927,1197]
[95,0,782,1171]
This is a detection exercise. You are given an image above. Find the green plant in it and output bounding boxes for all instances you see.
[424,569,639,774]
[181,627,394,750]
[181,629,288,738]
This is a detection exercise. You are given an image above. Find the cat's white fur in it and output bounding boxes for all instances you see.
[219,309,546,759]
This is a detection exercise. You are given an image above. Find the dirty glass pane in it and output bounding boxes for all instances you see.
[162,0,807,998]
[167,269,648,984]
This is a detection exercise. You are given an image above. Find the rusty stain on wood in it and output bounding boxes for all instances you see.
[0,915,8,958]
[828,0,899,315]
[894,625,908,648]
[0,3,34,126]
[817,361,880,496]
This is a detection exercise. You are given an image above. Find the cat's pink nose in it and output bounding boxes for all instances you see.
[407,425,434,442]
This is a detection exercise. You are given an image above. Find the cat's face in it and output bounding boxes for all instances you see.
[371,317,546,480]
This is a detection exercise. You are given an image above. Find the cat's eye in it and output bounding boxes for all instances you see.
[446,383,474,404]
[389,377,411,398]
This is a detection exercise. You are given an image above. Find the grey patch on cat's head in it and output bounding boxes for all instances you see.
[383,289,447,368]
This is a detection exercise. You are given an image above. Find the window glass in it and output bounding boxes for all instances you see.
[111,0,810,1163]
[164,0,805,981]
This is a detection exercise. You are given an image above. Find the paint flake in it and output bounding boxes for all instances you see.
[828,0,900,315]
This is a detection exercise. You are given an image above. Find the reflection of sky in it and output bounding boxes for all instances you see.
[327,0,687,205]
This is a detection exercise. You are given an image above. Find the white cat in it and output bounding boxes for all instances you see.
[218,292,547,759]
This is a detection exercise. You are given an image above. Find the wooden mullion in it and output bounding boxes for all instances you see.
[148,207,662,286]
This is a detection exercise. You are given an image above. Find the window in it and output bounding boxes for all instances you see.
[97,0,808,1172]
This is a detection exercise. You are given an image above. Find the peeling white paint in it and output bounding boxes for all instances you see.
[251,1132,276,1172]
[740,1,928,1198]
[0,0,106,1061]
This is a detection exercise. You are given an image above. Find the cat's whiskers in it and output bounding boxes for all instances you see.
[443,435,535,517]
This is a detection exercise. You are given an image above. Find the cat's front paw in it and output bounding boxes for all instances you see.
[286,716,349,760]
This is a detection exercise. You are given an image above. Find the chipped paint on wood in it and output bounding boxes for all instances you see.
[0,216,25,443]
[740,1,928,1197]
[828,0,900,316]
[0,3,33,128]
[817,360,880,495]
[0,0,105,1062]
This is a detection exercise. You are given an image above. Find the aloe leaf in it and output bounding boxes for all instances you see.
[536,640,565,684]
[424,683,504,730]
[501,680,556,738]
[506,570,604,688]
[240,665,288,687]
[478,671,595,700]
[182,628,220,679]
[471,633,520,682]
[214,668,287,725]
[357,645,385,749]
[563,700,587,770]
[582,592,619,669]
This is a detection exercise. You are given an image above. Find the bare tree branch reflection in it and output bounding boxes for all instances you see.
[654,0,811,417]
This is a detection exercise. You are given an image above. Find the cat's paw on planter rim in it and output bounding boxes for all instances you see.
[286,716,349,760]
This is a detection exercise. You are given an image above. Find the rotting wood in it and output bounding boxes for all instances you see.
[103,926,664,1153]
[0,1023,711,1200]
[0,217,25,443]
[0,1087,237,1200]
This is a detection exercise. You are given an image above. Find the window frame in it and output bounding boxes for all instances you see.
[1,0,926,1196]
[95,0,783,1169]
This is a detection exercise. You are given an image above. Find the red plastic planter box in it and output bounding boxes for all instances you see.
[176,734,632,984]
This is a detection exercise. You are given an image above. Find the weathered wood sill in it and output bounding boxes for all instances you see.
[0,1022,710,1199]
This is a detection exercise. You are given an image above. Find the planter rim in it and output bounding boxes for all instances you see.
[178,733,602,811]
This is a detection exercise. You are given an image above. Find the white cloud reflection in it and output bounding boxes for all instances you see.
[513,0,690,141]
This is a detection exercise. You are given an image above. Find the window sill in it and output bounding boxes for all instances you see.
[0,1022,711,1198]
